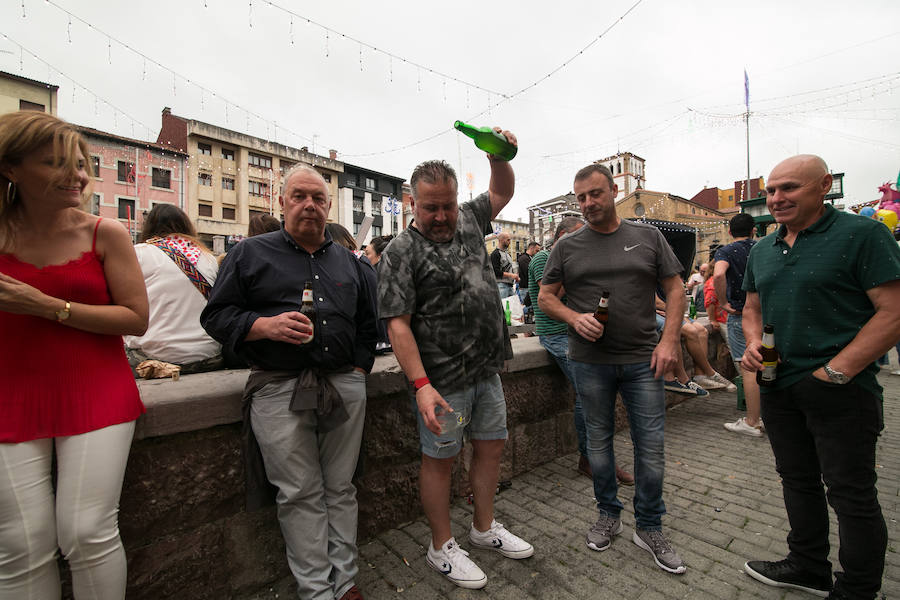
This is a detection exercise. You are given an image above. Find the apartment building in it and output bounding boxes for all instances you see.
[78,125,187,240]
[157,107,343,251]
[0,71,58,115]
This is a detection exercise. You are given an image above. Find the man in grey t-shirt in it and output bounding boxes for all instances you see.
[539,163,687,575]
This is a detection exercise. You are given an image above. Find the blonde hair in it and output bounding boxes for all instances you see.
[0,111,93,252]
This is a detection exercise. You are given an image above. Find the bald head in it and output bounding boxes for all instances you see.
[765,154,833,233]
[498,231,511,249]
[770,154,829,182]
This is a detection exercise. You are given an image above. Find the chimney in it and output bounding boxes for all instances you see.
[329,149,337,160]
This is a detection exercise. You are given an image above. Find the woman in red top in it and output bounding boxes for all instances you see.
[0,111,148,599]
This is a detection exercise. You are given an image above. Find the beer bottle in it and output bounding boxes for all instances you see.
[593,291,610,341]
[757,324,778,386]
[453,120,518,161]
[504,299,511,326]
[689,296,697,320]
[299,280,316,344]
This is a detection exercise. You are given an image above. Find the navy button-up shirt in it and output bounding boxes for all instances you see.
[201,227,377,372]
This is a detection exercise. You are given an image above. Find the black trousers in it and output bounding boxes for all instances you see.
[762,374,886,600]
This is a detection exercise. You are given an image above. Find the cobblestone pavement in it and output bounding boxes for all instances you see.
[248,369,899,599]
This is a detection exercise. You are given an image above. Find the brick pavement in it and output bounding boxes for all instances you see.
[246,370,899,599]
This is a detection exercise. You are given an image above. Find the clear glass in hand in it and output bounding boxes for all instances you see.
[435,407,470,436]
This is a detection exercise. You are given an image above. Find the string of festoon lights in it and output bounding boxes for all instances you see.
[22,0,507,152]
[1,32,159,141]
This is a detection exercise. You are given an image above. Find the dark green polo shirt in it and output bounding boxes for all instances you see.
[743,204,900,398]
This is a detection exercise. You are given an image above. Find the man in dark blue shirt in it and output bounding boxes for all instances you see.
[712,213,761,437]
[202,165,376,600]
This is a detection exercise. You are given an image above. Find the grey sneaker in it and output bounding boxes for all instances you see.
[633,529,686,574]
[692,373,727,390]
[711,371,738,392]
[586,513,623,551]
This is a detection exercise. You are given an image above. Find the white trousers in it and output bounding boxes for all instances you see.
[0,421,135,600]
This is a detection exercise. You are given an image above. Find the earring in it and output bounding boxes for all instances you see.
[5,181,15,205]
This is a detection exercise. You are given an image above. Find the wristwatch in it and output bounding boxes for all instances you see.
[55,301,71,322]
[823,363,850,384]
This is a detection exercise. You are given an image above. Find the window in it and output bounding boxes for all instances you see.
[279,161,295,176]
[117,198,135,220]
[198,143,212,156]
[365,177,375,189]
[322,173,332,183]
[90,194,100,215]
[198,172,212,186]
[634,202,645,216]
[222,147,234,160]
[222,207,236,220]
[117,161,135,183]
[198,204,213,217]
[371,225,382,237]
[222,177,235,190]
[370,196,381,216]
[249,180,269,197]
[91,156,100,178]
[248,153,272,169]
[353,199,364,213]
[151,168,171,189]
[19,100,45,111]
[344,174,358,187]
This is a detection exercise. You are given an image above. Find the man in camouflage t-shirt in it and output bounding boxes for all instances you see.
[378,146,534,590]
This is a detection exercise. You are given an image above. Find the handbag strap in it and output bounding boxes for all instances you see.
[146,237,213,300]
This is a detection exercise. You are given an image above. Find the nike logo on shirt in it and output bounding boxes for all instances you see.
[624,244,641,251]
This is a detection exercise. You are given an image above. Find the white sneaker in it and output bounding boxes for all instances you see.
[693,373,727,390]
[724,416,763,437]
[711,371,738,392]
[469,520,534,559]
[426,538,487,589]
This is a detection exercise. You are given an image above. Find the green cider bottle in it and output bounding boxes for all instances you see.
[504,300,511,326]
[453,120,517,161]
[688,296,697,320]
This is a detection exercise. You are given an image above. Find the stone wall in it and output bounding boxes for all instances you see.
[74,328,733,599]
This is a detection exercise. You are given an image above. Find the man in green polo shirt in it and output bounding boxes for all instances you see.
[740,155,900,600]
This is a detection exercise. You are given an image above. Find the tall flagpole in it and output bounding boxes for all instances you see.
[745,69,751,204]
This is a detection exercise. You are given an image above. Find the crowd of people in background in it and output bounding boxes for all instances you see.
[1,110,899,600]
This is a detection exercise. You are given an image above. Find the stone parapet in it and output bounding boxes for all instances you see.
[103,327,733,600]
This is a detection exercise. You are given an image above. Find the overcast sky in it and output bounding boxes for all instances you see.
[2,0,898,221]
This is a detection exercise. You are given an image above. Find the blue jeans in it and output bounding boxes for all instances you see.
[497,282,514,298]
[762,375,885,599]
[726,313,746,362]
[539,334,586,457]
[517,287,530,317]
[569,359,667,530]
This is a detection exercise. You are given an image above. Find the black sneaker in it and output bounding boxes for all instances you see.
[744,559,832,597]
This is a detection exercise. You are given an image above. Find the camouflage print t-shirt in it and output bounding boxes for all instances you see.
[378,193,513,390]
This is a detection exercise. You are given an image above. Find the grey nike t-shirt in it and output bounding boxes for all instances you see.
[542,219,683,364]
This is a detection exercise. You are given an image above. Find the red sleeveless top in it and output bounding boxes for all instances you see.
[0,220,144,443]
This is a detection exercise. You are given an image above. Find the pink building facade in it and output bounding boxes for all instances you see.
[78,126,187,241]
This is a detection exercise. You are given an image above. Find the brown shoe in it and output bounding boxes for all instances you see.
[577,455,592,478]
[616,465,635,486]
[339,585,364,600]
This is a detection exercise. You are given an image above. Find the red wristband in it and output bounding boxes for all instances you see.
[413,377,430,391]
